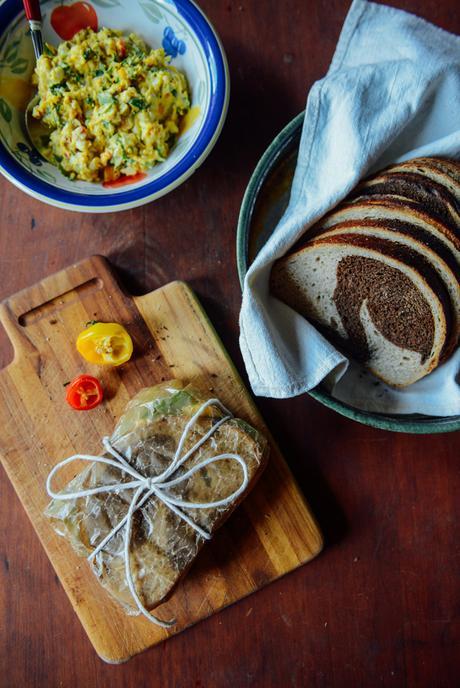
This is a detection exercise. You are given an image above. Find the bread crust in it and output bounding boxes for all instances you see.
[313,196,460,256]
[353,171,460,233]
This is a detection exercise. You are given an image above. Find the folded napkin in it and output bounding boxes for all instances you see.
[239,0,460,416]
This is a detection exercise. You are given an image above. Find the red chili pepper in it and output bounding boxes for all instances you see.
[66,374,103,411]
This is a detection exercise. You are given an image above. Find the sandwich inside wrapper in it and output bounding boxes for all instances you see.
[46,381,269,615]
[238,0,460,415]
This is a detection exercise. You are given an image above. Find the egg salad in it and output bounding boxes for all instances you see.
[32,27,190,183]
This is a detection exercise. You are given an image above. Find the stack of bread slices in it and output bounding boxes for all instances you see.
[270,157,460,387]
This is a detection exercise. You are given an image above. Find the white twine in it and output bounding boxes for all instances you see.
[46,398,249,628]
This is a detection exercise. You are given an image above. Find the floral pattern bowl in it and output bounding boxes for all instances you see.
[0,0,229,212]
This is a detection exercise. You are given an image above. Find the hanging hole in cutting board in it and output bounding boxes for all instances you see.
[18,278,104,327]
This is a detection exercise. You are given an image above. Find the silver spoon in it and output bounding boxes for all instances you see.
[25,94,51,157]
[23,0,52,157]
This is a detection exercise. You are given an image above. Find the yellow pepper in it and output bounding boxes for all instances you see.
[76,322,133,366]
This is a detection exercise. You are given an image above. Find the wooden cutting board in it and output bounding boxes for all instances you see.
[0,256,322,663]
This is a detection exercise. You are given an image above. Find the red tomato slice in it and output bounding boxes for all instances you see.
[66,374,103,411]
[102,172,147,188]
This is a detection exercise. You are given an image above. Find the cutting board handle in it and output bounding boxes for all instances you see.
[0,256,119,362]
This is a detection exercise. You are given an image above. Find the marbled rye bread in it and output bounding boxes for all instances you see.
[381,158,460,198]
[353,171,460,232]
[311,197,460,261]
[303,221,460,357]
[270,157,460,387]
[270,233,451,387]
[423,157,460,184]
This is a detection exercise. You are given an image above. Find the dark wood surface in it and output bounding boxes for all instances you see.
[0,1,459,686]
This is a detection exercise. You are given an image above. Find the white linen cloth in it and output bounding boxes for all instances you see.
[239,0,460,416]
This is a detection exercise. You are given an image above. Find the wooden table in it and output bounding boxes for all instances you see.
[0,1,459,686]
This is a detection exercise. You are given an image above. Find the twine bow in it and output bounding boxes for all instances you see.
[46,399,249,628]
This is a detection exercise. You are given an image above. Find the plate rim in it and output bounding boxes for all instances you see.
[236,111,460,434]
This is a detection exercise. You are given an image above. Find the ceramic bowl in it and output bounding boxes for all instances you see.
[237,112,460,434]
[0,0,229,212]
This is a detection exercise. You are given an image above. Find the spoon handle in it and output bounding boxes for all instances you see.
[23,0,43,59]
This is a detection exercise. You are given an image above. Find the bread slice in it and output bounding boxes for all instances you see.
[424,157,460,184]
[353,171,460,232]
[383,156,460,184]
[270,234,451,386]
[311,196,460,263]
[382,159,460,203]
[305,221,460,356]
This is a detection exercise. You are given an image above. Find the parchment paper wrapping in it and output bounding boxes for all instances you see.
[46,381,269,615]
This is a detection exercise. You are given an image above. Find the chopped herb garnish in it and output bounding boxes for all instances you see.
[85,320,100,327]
[94,68,104,77]
[50,80,68,94]
[129,97,147,110]
[132,44,145,59]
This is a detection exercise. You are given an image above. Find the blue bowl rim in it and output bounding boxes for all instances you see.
[0,0,230,211]
[236,111,460,434]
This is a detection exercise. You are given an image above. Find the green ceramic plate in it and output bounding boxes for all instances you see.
[237,112,460,434]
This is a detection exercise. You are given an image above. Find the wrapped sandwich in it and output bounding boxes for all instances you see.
[46,380,269,624]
